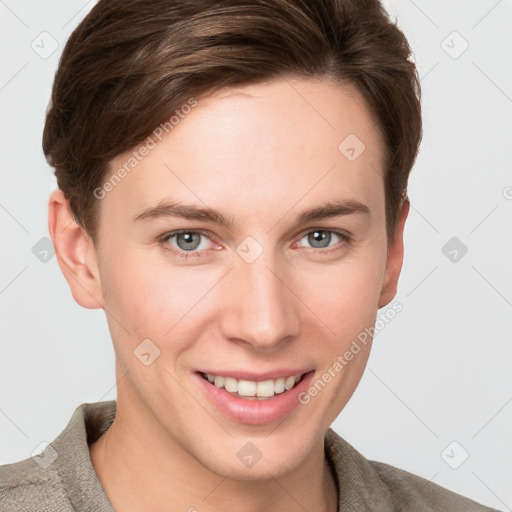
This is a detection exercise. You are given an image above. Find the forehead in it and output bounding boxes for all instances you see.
[102,77,385,225]
[163,77,383,171]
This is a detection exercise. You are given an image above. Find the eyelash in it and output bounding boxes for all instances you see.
[157,228,352,260]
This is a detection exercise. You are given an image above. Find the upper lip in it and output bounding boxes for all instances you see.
[196,369,314,382]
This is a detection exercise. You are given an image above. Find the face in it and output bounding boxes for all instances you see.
[57,77,406,480]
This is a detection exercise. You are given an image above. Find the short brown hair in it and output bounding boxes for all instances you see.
[43,0,422,247]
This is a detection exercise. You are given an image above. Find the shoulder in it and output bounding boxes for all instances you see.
[0,400,116,512]
[0,454,73,512]
[369,458,500,511]
[324,428,501,511]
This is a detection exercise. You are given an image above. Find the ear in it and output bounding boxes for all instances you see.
[378,197,410,309]
[47,189,104,309]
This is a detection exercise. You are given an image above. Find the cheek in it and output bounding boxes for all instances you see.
[309,260,383,407]
[100,248,214,350]
[300,253,385,335]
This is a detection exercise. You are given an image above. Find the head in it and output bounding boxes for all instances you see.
[45,0,421,480]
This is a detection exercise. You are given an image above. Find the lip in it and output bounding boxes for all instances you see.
[194,370,315,425]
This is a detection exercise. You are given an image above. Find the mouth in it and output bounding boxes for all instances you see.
[198,371,309,400]
[194,369,315,425]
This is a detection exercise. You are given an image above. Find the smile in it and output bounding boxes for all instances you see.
[200,372,305,400]
[195,370,315,425]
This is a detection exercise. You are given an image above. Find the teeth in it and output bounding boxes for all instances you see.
[203,372,304,398]
[223,377,238,393]
[284,376,296,390]
[256,379,275,397]
[238,380,256,397]
[274,377,285,394]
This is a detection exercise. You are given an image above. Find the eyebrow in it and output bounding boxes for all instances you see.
[132,198,370,227]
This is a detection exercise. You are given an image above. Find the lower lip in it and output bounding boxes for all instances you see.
[194,371,315,425]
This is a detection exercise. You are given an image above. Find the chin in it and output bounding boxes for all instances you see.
[195,428,317,481]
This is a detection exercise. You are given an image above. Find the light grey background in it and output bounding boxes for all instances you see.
[1,1,510,510]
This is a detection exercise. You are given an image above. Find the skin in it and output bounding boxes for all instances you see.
[48,76,409,512]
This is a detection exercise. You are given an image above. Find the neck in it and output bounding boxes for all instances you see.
[89,396,338,512]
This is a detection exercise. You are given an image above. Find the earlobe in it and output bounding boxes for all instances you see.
[378,197,410,309]
[47,189,104,309]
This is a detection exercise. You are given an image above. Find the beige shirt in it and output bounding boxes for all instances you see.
[0,400,501,511]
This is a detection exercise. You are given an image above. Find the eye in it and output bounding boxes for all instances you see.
[297,229,351,252]
[158,229,214,259]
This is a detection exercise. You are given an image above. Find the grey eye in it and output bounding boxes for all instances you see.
[174,231,203,251]
[304,230,335,249]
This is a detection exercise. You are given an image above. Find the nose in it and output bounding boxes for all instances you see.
[219,249,300,352]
